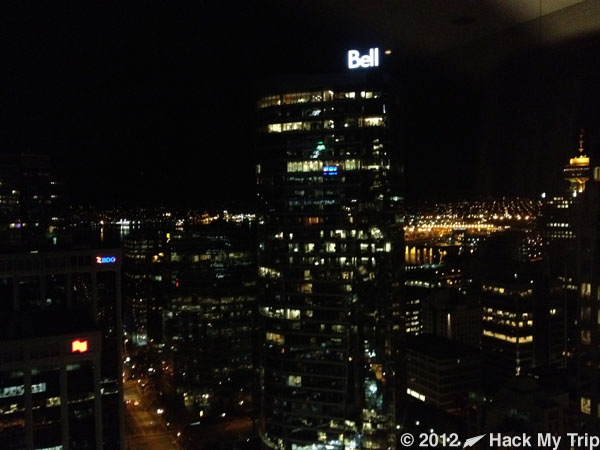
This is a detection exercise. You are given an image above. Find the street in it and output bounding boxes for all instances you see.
[122,346,258,450]
[124,379,181,450]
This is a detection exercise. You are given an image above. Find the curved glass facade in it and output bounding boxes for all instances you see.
[256,73,405,450]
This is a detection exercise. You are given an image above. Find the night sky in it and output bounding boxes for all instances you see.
[2,1,600,210]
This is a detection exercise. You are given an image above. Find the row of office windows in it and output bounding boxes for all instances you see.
[286,159,363,173]
[483,329,533,343]
[266,117,384,133]
[482,285,533,297]
[271,228,384,240]
[257,91,382,108]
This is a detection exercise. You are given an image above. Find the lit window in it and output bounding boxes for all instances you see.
[407,388,425,402]
[581,330,592,345]
[287,375,301,387]
[46,396,61,407]
[300,283,312,293]
[362,116,384,127]
[266,332,284,345]
[285,309,301,320]
[581,397,592,415]
[581,283,591,298]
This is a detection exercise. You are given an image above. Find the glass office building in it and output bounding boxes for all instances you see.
[0,327,102,450]
[162,221,257,415]
[255,68,405,449]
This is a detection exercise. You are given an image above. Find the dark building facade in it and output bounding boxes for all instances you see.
[468,227,567,390]
[421,289,482,349]
[538,133,590,368]
[566,139,600,429]
[480,276,536,382]
[406,334,481,416]
[122,231,166,346]
[404,266,466,339]
[255,64,405,449]
[534,132,600,429]
[0,249,124,449]
[162,220,257,417]
[0,324,102,450]
[0,154,65,250]
[539,194,578,364]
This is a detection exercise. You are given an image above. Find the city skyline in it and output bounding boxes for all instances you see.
[3,4,600,449]
[3,2,600,209]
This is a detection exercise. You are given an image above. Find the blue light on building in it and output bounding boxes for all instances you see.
[323,166,338,175]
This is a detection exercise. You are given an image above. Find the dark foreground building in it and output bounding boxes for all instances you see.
[255,50,405,450]
[0,315,102,450]
[566,137,600,430]
[0,249,124,449]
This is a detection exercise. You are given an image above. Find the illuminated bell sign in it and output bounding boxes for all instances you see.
[71,339,89,353]
[348,48,379,69]
[96,256,116,264]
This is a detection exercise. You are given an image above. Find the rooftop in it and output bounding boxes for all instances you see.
[407,334,480,359]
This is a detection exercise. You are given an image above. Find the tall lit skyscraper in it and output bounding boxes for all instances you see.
[537,130,591,366]
[123,231,164,346]
[540,129,600,430]
[255,51,405,450]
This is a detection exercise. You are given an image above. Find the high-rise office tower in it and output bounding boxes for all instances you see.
[475,233,566,388]
[538,131,591,366]
[162,220,257,417]
[122,231,165,346]
[568,131,600,429]
[255,50,405,450]
[480,275,536,382]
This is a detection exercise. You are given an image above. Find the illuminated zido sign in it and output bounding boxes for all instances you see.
[96,256,116,264]
[348,48,379,69]
[71,339,89,353]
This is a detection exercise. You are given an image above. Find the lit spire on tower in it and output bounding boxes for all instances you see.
[564,128,590,194]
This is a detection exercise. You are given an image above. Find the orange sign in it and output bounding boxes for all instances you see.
[71,339,88,353]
